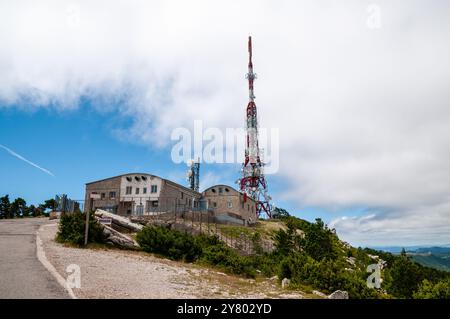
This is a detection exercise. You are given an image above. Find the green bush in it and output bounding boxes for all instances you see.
[136,226,202,262]
[136,226,256,277]
[56,210,105,246]
[276,252,379,298]
[413,279,450,299]
[253,254,278,277]
[200,243,256,278]
[273,217,337,261]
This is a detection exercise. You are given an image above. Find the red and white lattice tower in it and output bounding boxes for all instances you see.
[238,36,272,219]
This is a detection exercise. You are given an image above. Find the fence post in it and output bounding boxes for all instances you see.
[84,211,89,246]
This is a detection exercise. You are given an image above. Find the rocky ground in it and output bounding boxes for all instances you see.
[39,221,315,299]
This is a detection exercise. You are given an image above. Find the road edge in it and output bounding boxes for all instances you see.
[36,223,77,299]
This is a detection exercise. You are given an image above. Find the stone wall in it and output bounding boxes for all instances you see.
[202,185,257,225]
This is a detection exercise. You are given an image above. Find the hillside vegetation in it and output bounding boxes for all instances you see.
[57,208,450,299]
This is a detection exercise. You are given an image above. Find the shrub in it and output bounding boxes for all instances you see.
[273,217,337,261]
[253,253,278,277]
[136,226,256,277]
[413,279,450,299]
[56,210,105,246]
[200,243,256,278]
[277,252,379,298]
[136,226,202,262]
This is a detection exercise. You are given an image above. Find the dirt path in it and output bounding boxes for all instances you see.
[39,222,311,299]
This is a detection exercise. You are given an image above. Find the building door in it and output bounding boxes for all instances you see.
[135,204,144,216]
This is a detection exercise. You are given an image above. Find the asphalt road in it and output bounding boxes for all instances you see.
[0,218,68,298]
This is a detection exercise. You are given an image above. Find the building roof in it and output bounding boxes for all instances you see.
[85,173,160,185]
[85,172,201,195]
[203,184,238,193]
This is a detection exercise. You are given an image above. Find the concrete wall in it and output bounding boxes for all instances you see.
[85,173,202,215]
[84,176,121,212]
[159,180,202,213]
[119,174,162,214]
[202,185,257,225]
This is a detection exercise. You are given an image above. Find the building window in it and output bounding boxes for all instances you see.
[151,185,157,193]
[219,187,223,194]
[141,176,147,181]
[225,188,230,192]
[135,188,140,195]
[152,201,158,207]
[211,188,216,193]
[143,187,147,194]
[126,186,132,195]
[135,176,141,182]
[181,192,184,199]
[227,201,232,208]
[126,177,132,182]
[109,191,116,199]
[101,193,105,199]
[213,202,217,208]
[247,204,250,211]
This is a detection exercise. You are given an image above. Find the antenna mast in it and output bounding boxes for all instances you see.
[238,36,272,218]
[187,158,200,192]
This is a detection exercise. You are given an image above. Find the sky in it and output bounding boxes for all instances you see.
[1,0,450,247]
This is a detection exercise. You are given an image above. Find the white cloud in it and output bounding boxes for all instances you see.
[1,0,450,245]
[330,204,450,246]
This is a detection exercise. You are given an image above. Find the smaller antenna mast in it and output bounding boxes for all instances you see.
[187,158,200,192]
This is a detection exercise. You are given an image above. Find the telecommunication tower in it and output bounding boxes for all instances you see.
[238,36,272,218]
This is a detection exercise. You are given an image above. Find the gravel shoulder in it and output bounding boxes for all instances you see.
[39,222,311,299]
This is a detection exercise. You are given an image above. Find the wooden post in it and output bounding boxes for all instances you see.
[84,210,90,246]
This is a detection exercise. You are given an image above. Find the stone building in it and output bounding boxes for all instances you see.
[202,185,257,226]
[85,174,258,226]
[84,173,202,215]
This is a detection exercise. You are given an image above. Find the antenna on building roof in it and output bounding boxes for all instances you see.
[187,158,200,192]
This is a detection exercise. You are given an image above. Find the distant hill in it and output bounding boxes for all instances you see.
[409,254,450,272]
[411,247,450,254]
[405,247,450,272]
[369,245,450,272]
[370,245,450,254]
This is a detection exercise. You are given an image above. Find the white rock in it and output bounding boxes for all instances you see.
[328,290,349,299]
[281,278,290,289]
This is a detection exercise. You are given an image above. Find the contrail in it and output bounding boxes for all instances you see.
[0,144,55,177]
